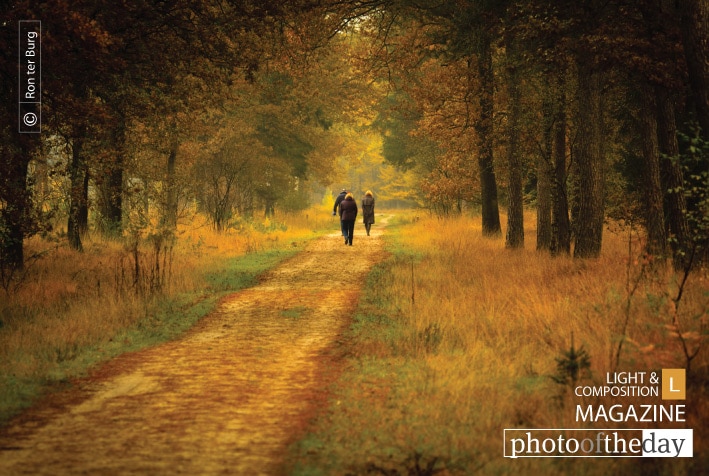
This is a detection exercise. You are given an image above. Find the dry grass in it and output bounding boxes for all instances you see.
[397,213,707,369]
[292,211,708,475]
[0,207,330,422]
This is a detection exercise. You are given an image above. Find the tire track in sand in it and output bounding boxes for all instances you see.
[0,221,386,475]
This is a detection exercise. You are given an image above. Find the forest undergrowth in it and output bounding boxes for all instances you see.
[0,208,331,425]
[289,212,708,475]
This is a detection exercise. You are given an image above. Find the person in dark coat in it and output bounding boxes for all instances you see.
[361,190,375,236]
[333,189,347,215]
[333,189,348,239]
[339,192,358,245]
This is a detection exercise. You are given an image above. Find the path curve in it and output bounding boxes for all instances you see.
[0,221,386,475]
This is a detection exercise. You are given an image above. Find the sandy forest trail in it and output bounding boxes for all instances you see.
[0,221,387,475]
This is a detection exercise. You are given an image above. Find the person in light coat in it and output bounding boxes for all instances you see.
[361,190,375,236]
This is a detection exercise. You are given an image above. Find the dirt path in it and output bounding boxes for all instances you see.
[0,221,386,475]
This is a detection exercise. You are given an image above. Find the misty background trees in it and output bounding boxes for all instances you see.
[0,0,707,272]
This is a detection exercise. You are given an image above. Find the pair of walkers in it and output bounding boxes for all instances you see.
[333,189,375,246]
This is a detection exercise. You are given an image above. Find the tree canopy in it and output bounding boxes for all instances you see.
[0,0,707,268]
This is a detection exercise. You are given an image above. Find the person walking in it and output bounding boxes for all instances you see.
[339,192,358,246]
[362,190,375,236]
[333,189,348,239]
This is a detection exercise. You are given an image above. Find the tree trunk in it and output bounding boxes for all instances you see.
[475,36,502,236]
[162,139,179,229]
[679,0,709,140]
[68,134,87,251]
[79,166,89,235]
[537,75,554,252]
[573,61,606,259]
[537,162,553,251]
[638,83,667,257]
[103,162,123,234]
[0,141,33,269]
[100,115,125,236]
[264,201,275,217]
[551,84,571,256]
[505,47,524,248]
[656,86,690,268]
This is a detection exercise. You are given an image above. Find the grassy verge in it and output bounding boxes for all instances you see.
[0,211,328,425]
[288,213,708,475]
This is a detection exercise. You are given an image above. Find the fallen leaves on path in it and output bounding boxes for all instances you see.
[0,224,386,475]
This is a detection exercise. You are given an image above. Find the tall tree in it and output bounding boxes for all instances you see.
[1,1,115,253]
[504,42,524,248]
[0,2,40,268]
[625,0,690,262]
[419,2,504,231]
[573,59,606,258]
[536,75,554,252]
[507,1,572,254]
[550,71,571,256]
[475,33,502,235]
[656,87,690,268]
[638,84,668,257]
[678,0,709,140]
